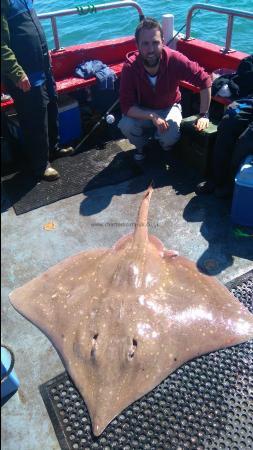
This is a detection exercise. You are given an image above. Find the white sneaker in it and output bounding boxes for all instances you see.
[133,149,145,161]
[42,166,60,181]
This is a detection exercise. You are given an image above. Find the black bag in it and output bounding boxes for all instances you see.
[212,54,253,99]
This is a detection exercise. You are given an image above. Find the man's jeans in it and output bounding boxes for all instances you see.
[118,104,182,150]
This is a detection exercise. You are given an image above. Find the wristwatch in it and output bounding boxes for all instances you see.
[198,112,209,119]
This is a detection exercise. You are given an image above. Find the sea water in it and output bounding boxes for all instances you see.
[36,0,252,53]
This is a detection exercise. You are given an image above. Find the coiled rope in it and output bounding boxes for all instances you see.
[76,4,97,15]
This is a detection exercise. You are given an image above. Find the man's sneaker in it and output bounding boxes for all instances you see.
[51,146,74,160]
[195,180,216,195]
[42,167,60,181]
[133,149,145,161]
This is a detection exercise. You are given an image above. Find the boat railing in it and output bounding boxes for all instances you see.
[185,3,253,53]
[38,1,144,51]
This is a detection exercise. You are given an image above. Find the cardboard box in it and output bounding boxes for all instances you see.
[231,155,253,227]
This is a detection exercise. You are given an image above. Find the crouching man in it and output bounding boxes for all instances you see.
[118,17,211,161]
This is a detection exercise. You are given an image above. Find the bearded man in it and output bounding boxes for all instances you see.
[119,17,212,161]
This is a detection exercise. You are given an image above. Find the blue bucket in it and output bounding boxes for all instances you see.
[1,345,20,406]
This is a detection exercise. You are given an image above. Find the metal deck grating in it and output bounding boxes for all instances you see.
[40,270,253,450]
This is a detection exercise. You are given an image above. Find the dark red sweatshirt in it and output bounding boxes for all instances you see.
[120,46,212,114]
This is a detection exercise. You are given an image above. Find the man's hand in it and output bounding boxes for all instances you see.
[16,75,31,92]
[150,113,169,133]
[194,116,209,131]
[198,87,211,130]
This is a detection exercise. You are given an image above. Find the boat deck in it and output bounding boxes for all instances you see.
[1,138,253,450]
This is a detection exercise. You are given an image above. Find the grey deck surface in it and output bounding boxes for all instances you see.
[1,139,253,450]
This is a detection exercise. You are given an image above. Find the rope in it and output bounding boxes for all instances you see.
[76,4,97,15]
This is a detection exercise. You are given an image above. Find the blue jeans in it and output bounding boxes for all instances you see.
[118,104,182,150]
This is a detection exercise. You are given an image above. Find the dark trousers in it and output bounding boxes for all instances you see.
[5,72,60,175]
[212,108,253,187]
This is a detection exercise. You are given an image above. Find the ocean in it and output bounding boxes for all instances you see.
[35,0,252,53]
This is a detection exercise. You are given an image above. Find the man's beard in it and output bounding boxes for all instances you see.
[142,55,160,68]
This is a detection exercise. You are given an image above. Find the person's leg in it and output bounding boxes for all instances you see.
[4,79,59,180]
[6,82,51,175]
[154,104,182,150]
[196,107,250,195]
[213,123,253,197]
[46,72,74,159]
[47,98,60,153]
[231,122,253,179]
[212,111,250,187]
[118,115,153,160]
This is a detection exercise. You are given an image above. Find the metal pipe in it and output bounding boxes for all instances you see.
[39,1,143,19]
[224,14,234,53]
[38,0,143,19]
[185,3,253,51]
[39,1,144,50]
[51,17,60,51]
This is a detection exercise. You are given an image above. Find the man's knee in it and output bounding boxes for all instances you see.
[118,116,140,137]
[159,119,181,147]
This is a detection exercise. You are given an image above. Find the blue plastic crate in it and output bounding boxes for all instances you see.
[58,95,81,145]
[231,155,253,227]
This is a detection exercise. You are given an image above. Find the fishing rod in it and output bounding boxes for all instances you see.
[167,0,211,45]
[74,97,119,152]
